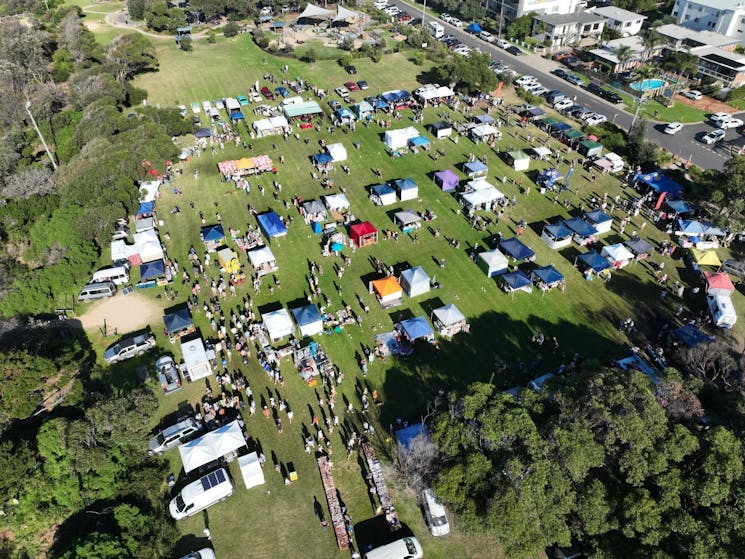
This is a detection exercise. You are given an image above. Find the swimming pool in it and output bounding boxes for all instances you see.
[630,79,666,92]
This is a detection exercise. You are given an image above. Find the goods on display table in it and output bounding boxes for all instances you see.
[362,441,401,531]
[217,155,275,179]
[317,456,349,551]
[293,342,334,385]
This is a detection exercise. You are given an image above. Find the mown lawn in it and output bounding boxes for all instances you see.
[84,32,744,559]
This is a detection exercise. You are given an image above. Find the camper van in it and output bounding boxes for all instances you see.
[707,293,737,328]
[77,281,116,302]
[91,266,129,286]
[428,20,444,39]
[363,537,423,559]
[421,488,450,536]
[169,468,234,520]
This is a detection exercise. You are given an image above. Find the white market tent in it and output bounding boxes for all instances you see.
[133,229,164,263]
[327,143,348,162]
[238,452,265,490]
[291,304,324,337]
[383,127,420,150]
[461,180,505,211]
[263,308,295,341]
[370,184,397,206]
[400,266,430,298]
[138,180,161,203]
[416,85,455,101]
[298,3,334,19]
[178,420,246,474]
[334,4,361,22]
[253,116,290,138]
[431,304,468,337]
[248,246,277,269]
[478,249,509,277]
[471,123,500,139]
[602,243,635,268]
[323,193,351,212]
[180,337,212,381]
[111,239,132,263]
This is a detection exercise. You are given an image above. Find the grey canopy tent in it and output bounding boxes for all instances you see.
[297,3,334,20]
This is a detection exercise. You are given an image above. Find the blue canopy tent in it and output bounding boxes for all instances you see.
[335,108,354,122]
[549,122,572,134]
[164,308,193,335]
[666,199,692,214]
[195,128,211,138]
[474,113,495,124]
[257,211,288,239]
[230,111,244,121]
[201,224,225,249]
[409,135,430,147]
[676,219,724,237]
[373,98,389,110]
[499,237,535,262]
[353,101,373,120]
[312,153,334,165]
[137,201,154,216]
[564,217,598,238]
[394,178,418,201]
[396,422,431,450]
[633,171,684,198]
[578,251,612,274]
[139,259,165,281]
[584,209,613,234]
[500,270,533,293]
[531,265,565,288]
[291,304,323,337]
[464,160,488,177]
[466,22,482,33]
[671,324,714,348]
[398,316,434,342]
[381,90,411,104]
[541,222,573,249]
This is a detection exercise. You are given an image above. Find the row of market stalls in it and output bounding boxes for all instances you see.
[217,155,275,180]
[369,178,419,206]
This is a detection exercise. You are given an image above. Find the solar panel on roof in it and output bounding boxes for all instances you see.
[201,469,226,490]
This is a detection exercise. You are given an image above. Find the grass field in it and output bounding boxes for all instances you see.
[80,27,745,559]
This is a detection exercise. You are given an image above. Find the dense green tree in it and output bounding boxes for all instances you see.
[506,13,533,41]
[127,0,146,20]
[436,52,497,95]
[105,33,158,83]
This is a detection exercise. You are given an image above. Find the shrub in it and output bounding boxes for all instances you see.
[302,47,317,63]
[223,21,239,37]
[253,30,269,49]
[412,51,425,66]
[207,31,216,44]
[338,53,354,68]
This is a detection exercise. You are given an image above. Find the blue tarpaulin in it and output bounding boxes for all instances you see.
[501,270,532,290]
[466,22,482,33]
[578,251,612,273]
[499,237,535,261]
[633,170,684,197]
[409,135,430,147]
[672,324,714,348]
[677,219,724,237]
[531,265,564,286]
[164,308,193,334]
[137,201,154,216]
[538,168,562,187]
[335,108,353,120]
[258,211,288,238]
[311,221,322,234]
[313,153,333,164]
[201,224,225,243]
[464,161,488,174]
[399,316,434,341]
[564,217,598,237]
[373,98,389,109]
[666,199,692,214]
[396,422,430,450]
[230,111,244,120]
[195,128,211,138]
[381,90,411,104]
[140,259,165,281]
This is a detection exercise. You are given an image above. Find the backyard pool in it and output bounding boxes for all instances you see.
[630,78,666,92]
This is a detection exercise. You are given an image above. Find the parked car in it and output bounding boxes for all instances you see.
[479,31,494,43]
[328,99,342,110]
[260,86,274,100]
[718,117,743,129]
[249,91,262,102]
[178,549,215,559]
[530,85,549,96]
[546,90,565,104]
[345,65,357,74]
[554,98,574,111]
[156,355,182,394]
[236,95,249,106]
[603,91,623,104]
[700,129,726,144]
[344,81,360,92]
[565,104,586,116]
[587,81,604,96]
[564,74,583,86]
[681,89,703,100]
[169,468,234,520]
[450,17,462,27]
[506,45,522,56]
[710,112,733,124]
[275,86,290,97]
[148,416,201,455]
[496,38,510,49]
[357,80,369,90]
[112,226,129,241]
[421,488,450,536]
[664,122,683,135]
[104,331,156,364]
[552,68,568,78]
[213,99,225,110]
[397,12,412,21]
[584,113,607,126]
[440,13,452,22]
[515,75,537,86]
[335,86,351,98]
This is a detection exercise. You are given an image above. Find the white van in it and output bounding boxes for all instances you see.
[707,293,737,328]
[428,20,444,39]
[170,468,234,520]
[364,537,423,559]
[421,488,450,536]
[78,281,116,302]
[91,266,129,286]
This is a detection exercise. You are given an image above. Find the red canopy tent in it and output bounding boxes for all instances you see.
[704,272,735,295]
[349,221,378,248]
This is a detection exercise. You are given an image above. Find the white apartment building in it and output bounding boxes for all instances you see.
[486,0,585,23]
[591,6,647,36]
[672,0,745,43]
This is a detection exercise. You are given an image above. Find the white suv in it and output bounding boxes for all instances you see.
[515,75,537,86]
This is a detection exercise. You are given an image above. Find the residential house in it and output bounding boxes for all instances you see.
[588,35,663,73]
[656,23,740,51]
[591,6,646,36]
[671,0,745,43]
[485,0,585,22]
[532,12,606,47]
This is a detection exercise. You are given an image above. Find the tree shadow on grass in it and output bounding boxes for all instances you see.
[354,516,415,554]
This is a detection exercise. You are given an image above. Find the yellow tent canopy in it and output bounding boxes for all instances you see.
[691,248,721,267]
[235,157,255,170]
[372,276,402,297]
[217,247,241,274]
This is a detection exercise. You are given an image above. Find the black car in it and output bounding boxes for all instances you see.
[552,68,568,78]
[566,105,586,117]
[506,46,522,56]
[345,65,357,75]
[587,81,604,96]
[603,91,623,104]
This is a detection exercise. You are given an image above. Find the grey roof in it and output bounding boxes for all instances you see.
[655,24,739,47]
[676,0,745,9]
[592,6,646,22]
[693,46,745,70]
[534,12,606,26]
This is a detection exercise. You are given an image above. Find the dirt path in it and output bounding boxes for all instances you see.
[79,292,163,334]
[81,5,212,40]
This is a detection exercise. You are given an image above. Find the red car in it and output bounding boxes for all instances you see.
[260,86,275,100]
[344,81,360,92]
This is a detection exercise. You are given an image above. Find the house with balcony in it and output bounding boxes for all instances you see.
[591,6,646,36]
[671,0,745,44]
[588,35,662,74]
[532,12,606,47]
[485,0,586,22]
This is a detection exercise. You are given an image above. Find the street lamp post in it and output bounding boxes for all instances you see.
[24,101,57,171]
[629,97,646,134]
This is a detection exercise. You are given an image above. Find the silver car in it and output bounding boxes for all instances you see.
[148,417,201,455]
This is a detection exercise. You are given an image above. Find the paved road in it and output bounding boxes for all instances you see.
[392,0,741,170]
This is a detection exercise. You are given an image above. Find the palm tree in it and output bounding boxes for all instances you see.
[613,44,633,78]
[639,28,662,61]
